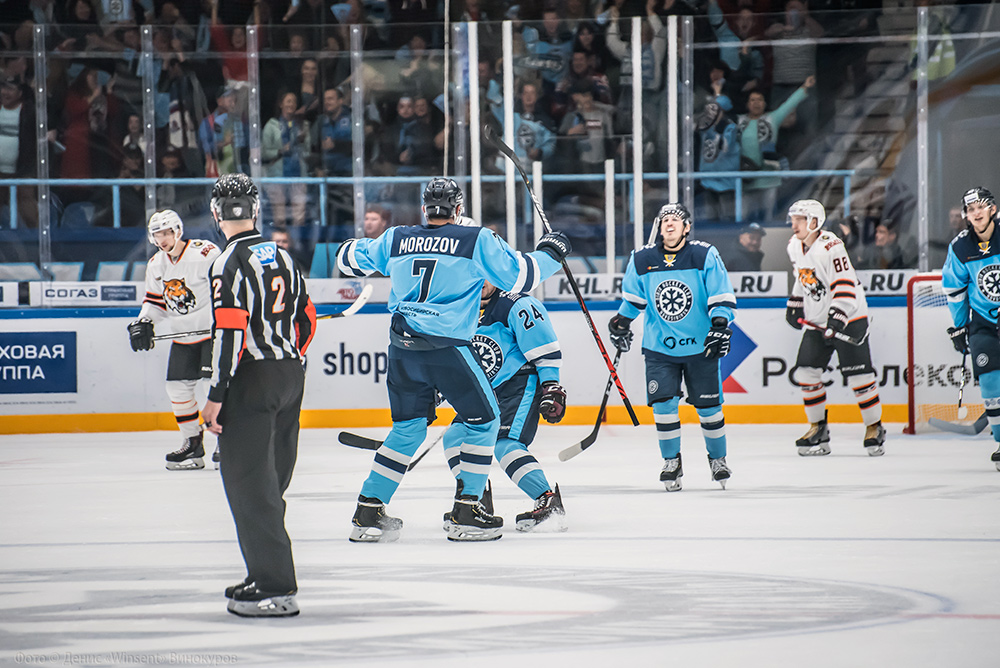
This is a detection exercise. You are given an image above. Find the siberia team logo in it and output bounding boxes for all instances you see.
[472,334,504,380]
[653,280,693,322]
[975,265,1000,301]
[163,278,197,314]
[797,268,827,301]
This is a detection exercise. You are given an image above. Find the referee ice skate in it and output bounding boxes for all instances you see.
[201,173,317,617]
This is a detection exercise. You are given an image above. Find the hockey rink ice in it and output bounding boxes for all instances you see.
[2,422,998,668]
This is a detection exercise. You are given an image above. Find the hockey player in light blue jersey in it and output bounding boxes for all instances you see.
[942,187,1000,471]
[337,178,572,541]
[608,203,737,491]
[441,280,568,532]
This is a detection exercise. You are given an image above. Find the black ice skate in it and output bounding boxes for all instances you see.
[515,484,567,532]
[708,456,731,489]
[660,454,683,492]
[212,444,221,470]
[443,479,493,530]
[225,581,299,618]
[863,421,886,457]
[349,495,402,543]
[165,433,205,470]
[991,446,1000,472]
[796,413,831,456]
[447,494,503,541]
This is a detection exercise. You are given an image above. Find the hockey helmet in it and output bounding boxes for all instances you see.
[422,178,463,220]
[961,187,996,219]
[654,202,692,228]
[787,199,826,232]
[147,209,184,246]
[211,173,260,223]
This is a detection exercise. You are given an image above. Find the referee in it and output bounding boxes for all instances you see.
[201,173,317,618]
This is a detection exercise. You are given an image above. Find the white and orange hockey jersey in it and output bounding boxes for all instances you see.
[138,239,221,342]
[787,231,869,327]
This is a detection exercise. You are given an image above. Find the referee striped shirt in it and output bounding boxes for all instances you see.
[208,229,317,402]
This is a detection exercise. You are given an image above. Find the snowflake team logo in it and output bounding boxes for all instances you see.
[653,280,693,322]
[648,380,659,394]
[977,353,990,368]
[975,265,1000,301]
[472,335,504,380]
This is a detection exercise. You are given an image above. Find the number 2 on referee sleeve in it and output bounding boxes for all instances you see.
[271,275,286,313]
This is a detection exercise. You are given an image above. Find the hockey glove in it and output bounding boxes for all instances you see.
[785,297,804,330]
[948,325,969,354]
[127,318,154,351]
[608,314,634,353]
[825,307,849,340]
[535,230,572,263]
[539,381,567,424]
[703,317,732,360]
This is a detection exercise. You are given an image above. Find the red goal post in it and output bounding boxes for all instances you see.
[905,273,980,434]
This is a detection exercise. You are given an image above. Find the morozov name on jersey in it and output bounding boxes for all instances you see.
[395,237,463,255]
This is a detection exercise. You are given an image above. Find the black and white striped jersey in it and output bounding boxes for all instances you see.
[207,229,317,402]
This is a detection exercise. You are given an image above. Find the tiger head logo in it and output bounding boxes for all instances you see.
[797,268,827,301]
[163,278,197,314]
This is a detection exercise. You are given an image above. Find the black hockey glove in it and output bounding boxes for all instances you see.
[608,314,634,353]
[786,297,804,330]
[539,381,567,424]
[127,318,154,351]
[703,317,732,360]
[825,307,849,339]
[535,230,572,263]
[948,325,969,354]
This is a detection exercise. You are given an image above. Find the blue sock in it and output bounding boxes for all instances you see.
[453,419,500,499]
[979,371,1000,442]
[442,421,463,478]
[495,437,551,499]
[696,405,727,459]
[654,397,681,459]
[359,417,426,503]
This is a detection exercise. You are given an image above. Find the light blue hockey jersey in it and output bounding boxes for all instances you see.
[472,290,561,387]
[942,227,1000,326]
[337,224,562,344]
[618,239,737,357]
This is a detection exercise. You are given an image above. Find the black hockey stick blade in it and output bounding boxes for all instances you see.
[338,431,382,450]
[797,318,868,346]
[928,413,988,436]
[483,124,639,426]
[559,349,622,462]
[318,284,374,320]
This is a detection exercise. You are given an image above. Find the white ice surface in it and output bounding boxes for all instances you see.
[2,423,999,668]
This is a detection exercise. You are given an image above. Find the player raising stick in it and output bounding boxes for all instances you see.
[942,187,1000,471]
[337,178,571,542]
[784,199,885,456]
[608,203,737,491]
[127,210,221,470]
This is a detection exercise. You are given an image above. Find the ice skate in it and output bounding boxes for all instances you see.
[863,422,886,457]
[447,495,503,541]
[659,454,683,492]
[991,446,1000,472]
[165,433,205,470]
[515,484,567,532]
[796,414,831,456]
[212,444,221,470]
[349,495,402,543]
[443,479,492,531]
[225,581,299,618]
[708,456,731,489]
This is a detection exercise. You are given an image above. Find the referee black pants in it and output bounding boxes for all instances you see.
[219,358,305,595]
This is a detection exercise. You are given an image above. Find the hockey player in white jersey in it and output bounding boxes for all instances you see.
[127,210,221,470]
[784,199,885,456]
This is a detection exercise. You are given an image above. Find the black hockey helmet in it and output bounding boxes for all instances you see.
[652,202,692,247]
[961,187,996,219]
[422,178,463,220]
[211,173,260,223]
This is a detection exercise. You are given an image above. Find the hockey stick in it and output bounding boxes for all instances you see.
[147,284,374,342]
[797,318,869,346]
[928,351,989,435]
[337,429,446,471]
[559,348,623,462]
[484,124,639,426]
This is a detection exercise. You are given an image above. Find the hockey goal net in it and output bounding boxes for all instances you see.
[906,273,981,434]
